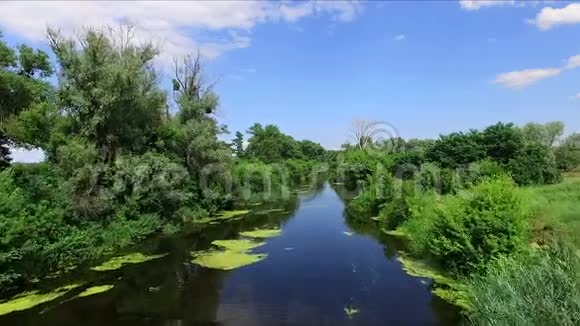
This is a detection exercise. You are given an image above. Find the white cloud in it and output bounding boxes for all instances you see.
[393,34,405,41]
[460,0,550,11]
[493,68,562,88]
[565,54,580,69]
[573,92,580,100]
[0,1,364,64]
[459,0,516,11]
[494,52,580,89]
[532,3,580,30]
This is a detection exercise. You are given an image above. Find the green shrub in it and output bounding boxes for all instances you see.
[428,175,530,274]
[508,144,561,186]
[380,180,417,230]
[467,242,580,326]
[349,170,394,216]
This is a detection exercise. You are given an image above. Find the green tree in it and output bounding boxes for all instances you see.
[0,31,53,165]
[298,139,326,160]
[522,121,564,147]
[47,27,166,161]
[555,133,580,172]
[426,131,485,168]
[480,122,523,164]
[232,131,245,158]
[245,123,303,163]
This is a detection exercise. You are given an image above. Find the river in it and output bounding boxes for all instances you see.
[0,183,460,325]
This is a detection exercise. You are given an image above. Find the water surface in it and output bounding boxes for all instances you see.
[0,183,459,325]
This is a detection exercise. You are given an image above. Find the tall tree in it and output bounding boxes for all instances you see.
[522,121,565,147]
[232,131,245,158]
[0,31,53,165]
[47,27,166,161]
[347,119,389,150]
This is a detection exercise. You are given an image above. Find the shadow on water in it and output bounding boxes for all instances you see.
[0,183,461,326]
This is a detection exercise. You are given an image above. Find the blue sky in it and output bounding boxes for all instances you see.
[1,1,580,152]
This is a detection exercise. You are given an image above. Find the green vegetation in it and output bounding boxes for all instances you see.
[0,284,80,316]
[467,244,580,326]
[191,249,267,271]
[77,285,114,298]
[90,253,168,272]
[211,239,265,252]
[337,119,580,323]
[239,228,282,239]
[0,28,326,293]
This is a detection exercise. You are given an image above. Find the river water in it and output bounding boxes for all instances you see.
[0,183,459,325]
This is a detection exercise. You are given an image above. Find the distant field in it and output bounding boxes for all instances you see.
[529,175,580,248]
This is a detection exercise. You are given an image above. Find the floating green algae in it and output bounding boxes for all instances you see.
[91,252,168,272]
[211,239,265,252]
[397,255,471,310]
[193,210,251,224]
[239,227,282,239]
[217,210,251,219]
[254,208,289,215]
[191,250,267,270]
[77,285,114,298]
[0,283,81,316]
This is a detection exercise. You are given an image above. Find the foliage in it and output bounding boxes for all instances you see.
[427,176,530,275]
[467,242,580,326]
[521,121,564,147]
[555,133,580,172]
[231,131,245,158]
[507,143,561,186]
[425,130,485,169]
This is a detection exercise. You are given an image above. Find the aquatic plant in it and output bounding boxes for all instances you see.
[239,228,282,239]
[344,305,360,319]
[191,250,267,270]
[0,284,81,316]
[397,256,470,310]
[77,285,114,298]
[90,252,168,272]
[211,239,265,252]
[193,210,251,224]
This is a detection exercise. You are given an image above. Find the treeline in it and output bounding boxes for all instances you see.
[336,121,580,324]
[0,28,327,292]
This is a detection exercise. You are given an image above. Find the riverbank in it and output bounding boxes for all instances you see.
[381,175,580,322]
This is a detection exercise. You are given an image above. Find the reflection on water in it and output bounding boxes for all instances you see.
[0,183,460,325]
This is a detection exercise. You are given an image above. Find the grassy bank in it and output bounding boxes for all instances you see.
[380,175,580,324]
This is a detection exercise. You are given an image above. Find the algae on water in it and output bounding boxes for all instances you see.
[0,283,81,316]
[397,256,471,310]
[191,250,267,270]
[193,210,251,224]
[91,252,168,272]
[239,228,282,239]
[211,239,265,252]
[77,285,114,298]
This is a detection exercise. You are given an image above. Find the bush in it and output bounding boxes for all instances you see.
[349,169,394,216]
[428,175,530,274]
[467,242,580,326]
[380,180,417,230]
[507,144,561,186]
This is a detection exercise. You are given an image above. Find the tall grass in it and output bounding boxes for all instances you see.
[467,242,580,326]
